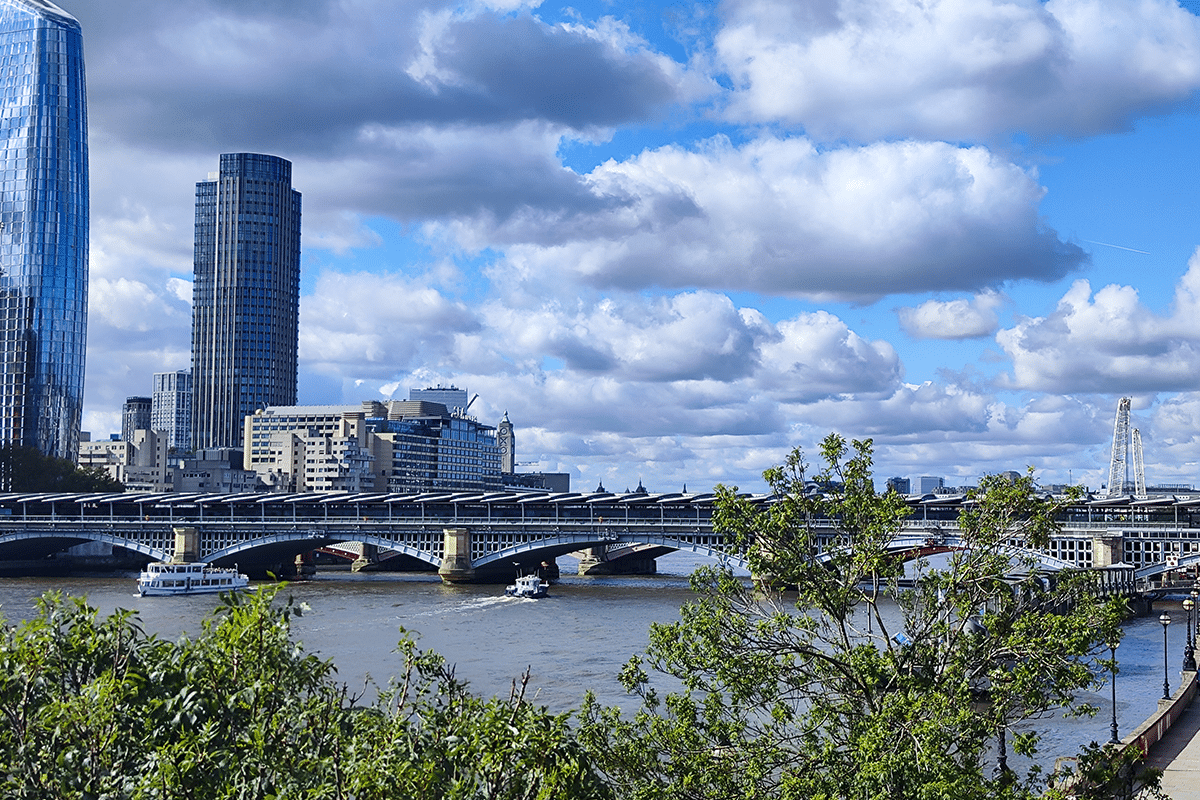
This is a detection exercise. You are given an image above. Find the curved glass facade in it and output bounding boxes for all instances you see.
[0,0,87,461]
[192,153,301,450]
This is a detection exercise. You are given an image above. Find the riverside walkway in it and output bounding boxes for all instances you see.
[1143,691,1200,798]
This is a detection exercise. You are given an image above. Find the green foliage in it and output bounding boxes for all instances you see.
[0,586,610,799]
[0,444,124,492]
[579,434,1129,800]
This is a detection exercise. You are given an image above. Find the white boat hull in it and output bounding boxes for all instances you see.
[137,561,250,597]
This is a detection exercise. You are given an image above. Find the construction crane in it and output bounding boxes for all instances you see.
[1106,397,1147,498]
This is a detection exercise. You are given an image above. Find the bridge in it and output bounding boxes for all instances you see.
[1,489,1200,584]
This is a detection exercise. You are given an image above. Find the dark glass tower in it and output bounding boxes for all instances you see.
[0,0,87,461]
[121,395,150,443]
[191,153,301,451]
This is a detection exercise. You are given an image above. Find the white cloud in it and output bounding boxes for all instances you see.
[463,135,1083,300]
[897,291,1006,339]
[997,249,1200,393]
[716,0,1200,141]
[299,269,480,380]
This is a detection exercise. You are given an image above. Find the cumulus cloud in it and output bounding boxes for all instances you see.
[898,291,1006,339]
[997,249,1200,393]
[299,270,481,379]
[76,0,688,156]
[716,0,1200,141]
[463,135,1084,299]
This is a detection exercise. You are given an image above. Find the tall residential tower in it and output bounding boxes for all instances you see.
[0,0,87,461]
[151,369,191,452]
[191,153,301,450]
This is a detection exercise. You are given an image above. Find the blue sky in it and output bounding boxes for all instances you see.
[69,0,1200,494]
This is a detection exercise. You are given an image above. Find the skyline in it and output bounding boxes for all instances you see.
[67,0,1200,493]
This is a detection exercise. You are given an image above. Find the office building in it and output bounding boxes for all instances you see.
[917,476,945,494]
[191,153,301,450]
[245,400,500,493]
[121,396,150,443]
[0,0,88,462]
[409,385,470,414]
[151,369,192,451]
[885,476,910,494]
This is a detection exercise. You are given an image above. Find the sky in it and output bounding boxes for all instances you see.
[66,0,1200,495]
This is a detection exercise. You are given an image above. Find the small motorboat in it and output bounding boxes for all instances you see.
[504,571,549,598]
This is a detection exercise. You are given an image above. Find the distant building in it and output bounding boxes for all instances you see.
[503,471,571,493]
[122,397,151,443]
[498,411,515,474]
[177,448,260,493]
[152,369,192,452]
[79,429,173,492]
[244,400,501,493]
[409,385,470,414]
[191,153,301,450]
[0,0,89,462]
[885,476,910,494]
[917,476,944,494]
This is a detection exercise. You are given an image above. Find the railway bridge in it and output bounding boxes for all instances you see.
[0,490,1197,586]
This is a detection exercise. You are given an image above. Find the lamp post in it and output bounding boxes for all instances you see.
[1109,638,1120,744]
[1161,611,1172,701]
[1185,598,1197,672]
[1192,587,1199,658]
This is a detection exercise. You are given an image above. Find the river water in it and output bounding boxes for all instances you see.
[0,552,1189,775]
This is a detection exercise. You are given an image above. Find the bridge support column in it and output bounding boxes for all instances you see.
[1092,532,1125,569]
[351,543,378,573]
[438,527,475,584]
[172,527,199,563]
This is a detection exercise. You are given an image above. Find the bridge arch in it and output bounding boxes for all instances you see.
[1135,551,1200,582]
[471,533,750,571]
[820,531,1078,573]
[0,530,167,561]
[205,532,443,570]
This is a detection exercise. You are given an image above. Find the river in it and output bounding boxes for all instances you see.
[0,552,1189,775]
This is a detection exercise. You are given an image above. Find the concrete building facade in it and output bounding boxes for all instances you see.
[245,400,501,493]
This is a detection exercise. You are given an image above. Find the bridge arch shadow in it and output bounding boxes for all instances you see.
[0,530,167,561]
[472,534,750,572]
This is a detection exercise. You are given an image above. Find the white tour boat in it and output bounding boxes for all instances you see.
[504,572,549,599]
[137,561,250,597]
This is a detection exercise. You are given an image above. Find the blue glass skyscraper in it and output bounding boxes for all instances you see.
[0,0,87,462]
[192,153,301,451]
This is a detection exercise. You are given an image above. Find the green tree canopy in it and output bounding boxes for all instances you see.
[0,586,611,799]
[0,443,124,492]
[580,434,1140,800]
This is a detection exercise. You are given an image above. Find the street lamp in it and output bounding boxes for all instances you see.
[1185,598,1197,672]
[1160,611,1172,701]
[1192,587,1199,655]
[1108,638,1120,744]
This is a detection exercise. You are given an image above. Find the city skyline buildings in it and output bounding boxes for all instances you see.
[190,153,300,451]
[61,0,1200,495]
[0,0,86,462]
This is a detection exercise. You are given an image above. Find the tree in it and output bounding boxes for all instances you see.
[0,586,611,799]
[579,434,1133,800]
[0,444,124,492]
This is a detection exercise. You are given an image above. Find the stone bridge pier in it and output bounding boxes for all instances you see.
[1092,532,1124,568]
[435,527,560,584]
[438,527,474,583]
